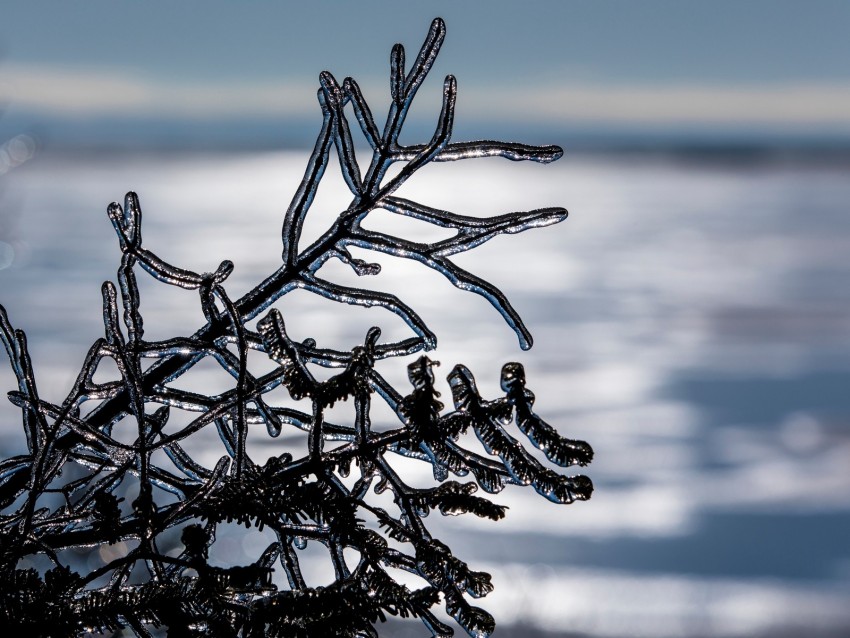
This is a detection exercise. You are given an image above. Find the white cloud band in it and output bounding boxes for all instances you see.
[4,63,850,127]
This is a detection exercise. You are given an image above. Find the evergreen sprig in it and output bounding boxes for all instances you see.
[0,18,592,637]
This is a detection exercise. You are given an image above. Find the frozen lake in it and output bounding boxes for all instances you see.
[1,148,849,637]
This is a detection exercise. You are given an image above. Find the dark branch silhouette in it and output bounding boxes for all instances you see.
[0,18,592,638]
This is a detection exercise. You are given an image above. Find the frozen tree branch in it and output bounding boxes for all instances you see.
[0,17,591,638]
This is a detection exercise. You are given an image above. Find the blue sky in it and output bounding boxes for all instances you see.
[2,1,850,147]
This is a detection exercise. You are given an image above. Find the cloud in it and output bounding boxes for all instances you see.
[0,64,318,118]
[4,63,850,128]
[474,83,850,128]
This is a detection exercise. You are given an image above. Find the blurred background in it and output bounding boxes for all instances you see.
[1,2,849,637]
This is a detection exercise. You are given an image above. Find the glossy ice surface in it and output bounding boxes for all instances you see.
[3,145,850,636]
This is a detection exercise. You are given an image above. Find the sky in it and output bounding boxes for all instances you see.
[2,1,850,148]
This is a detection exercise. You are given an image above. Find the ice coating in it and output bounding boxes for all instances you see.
[0,18,590,638]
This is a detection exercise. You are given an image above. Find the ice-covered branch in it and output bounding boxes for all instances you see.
[0,17,591,638]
